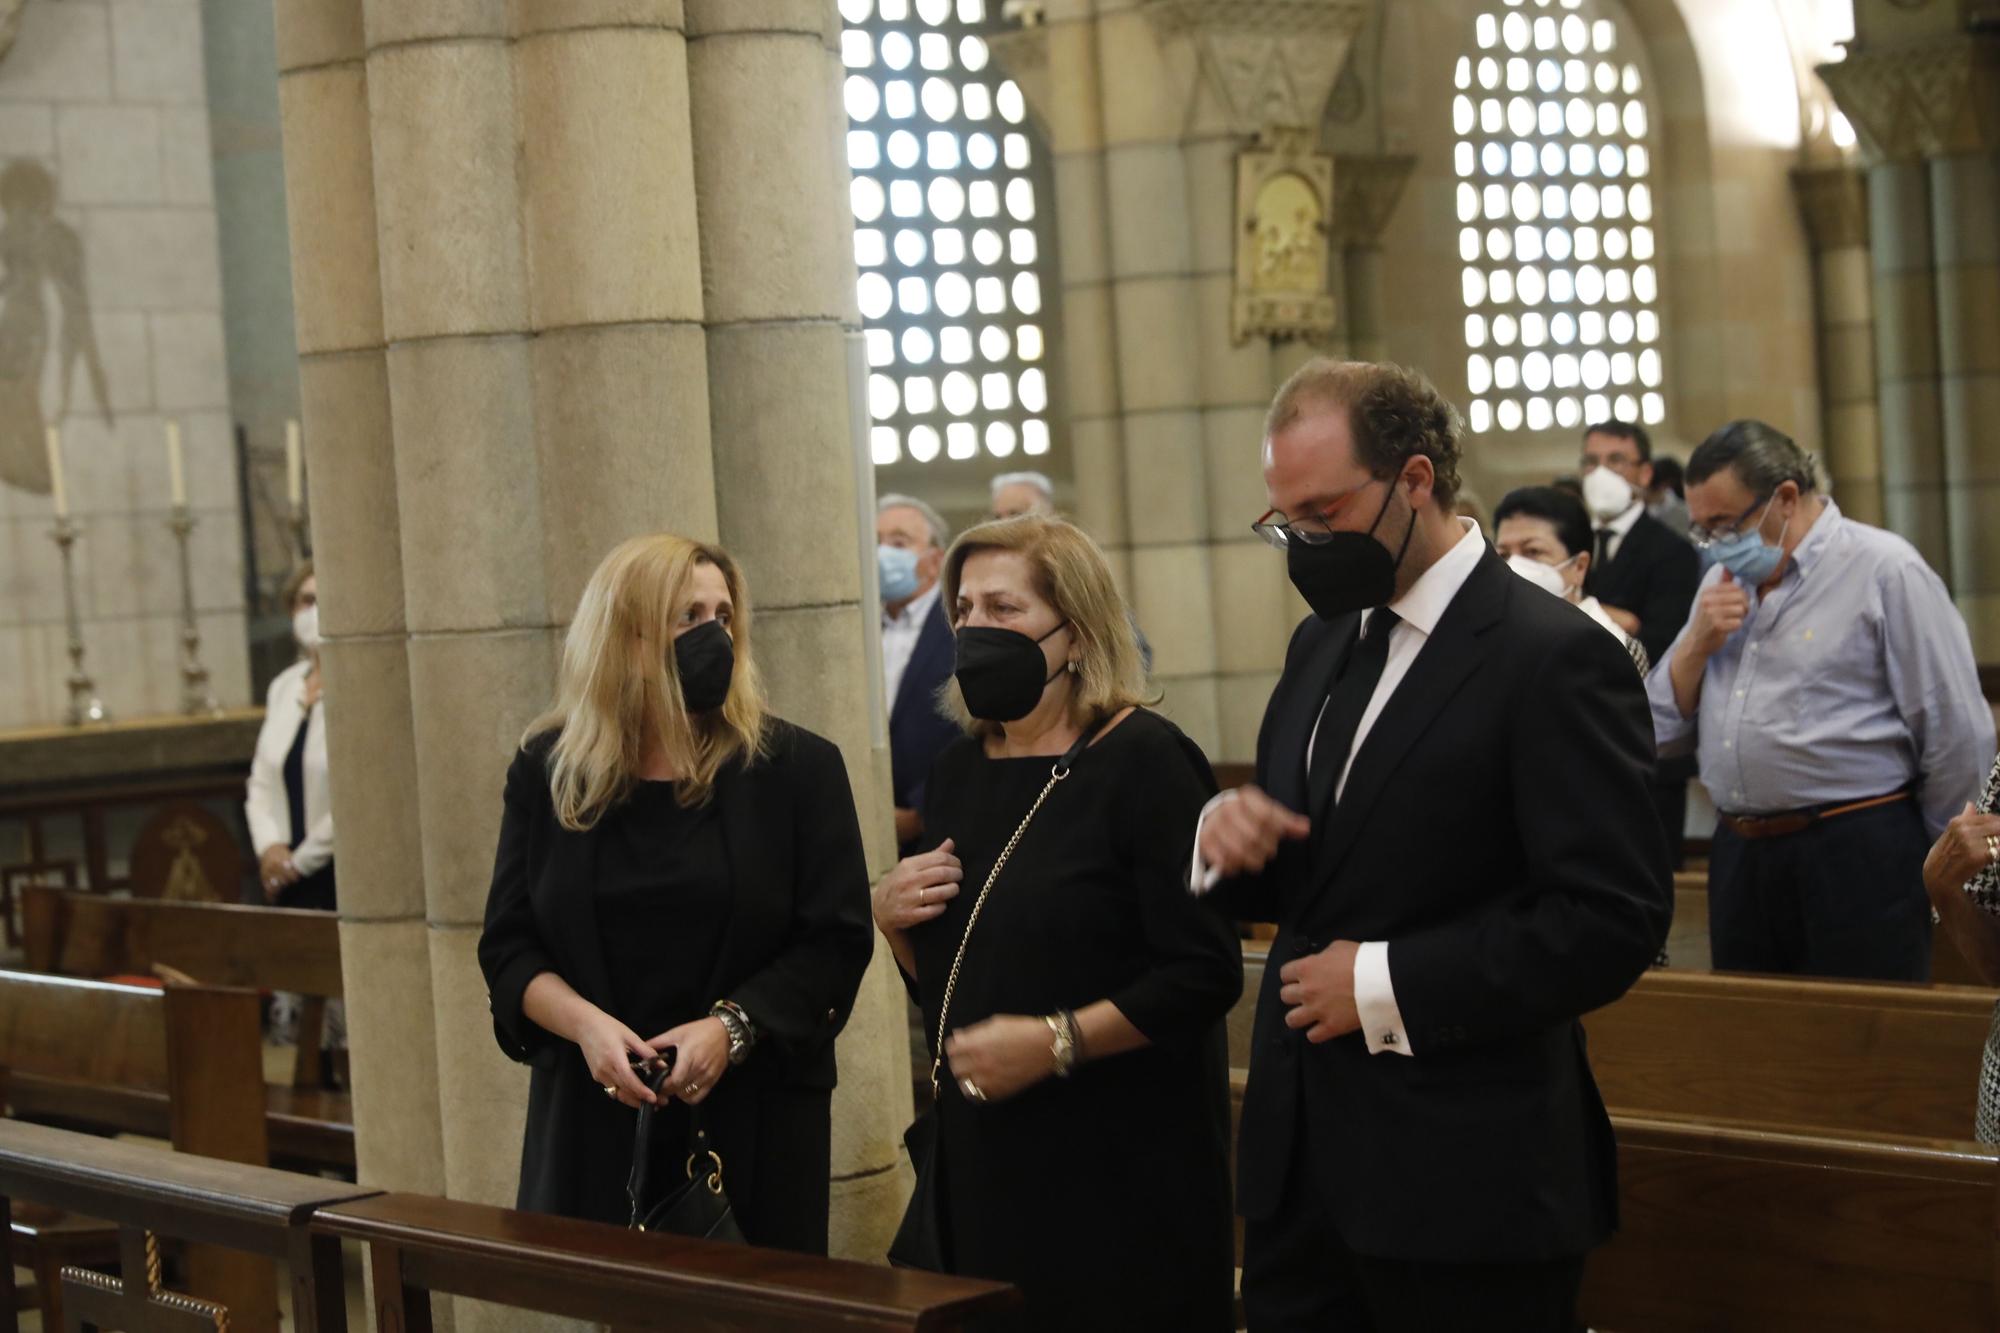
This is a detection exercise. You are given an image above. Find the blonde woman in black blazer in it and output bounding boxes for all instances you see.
[478,534,872,1252]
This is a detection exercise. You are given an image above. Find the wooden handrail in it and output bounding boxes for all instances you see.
[0,1122,1018,1333]
[314,1192,1019,1333]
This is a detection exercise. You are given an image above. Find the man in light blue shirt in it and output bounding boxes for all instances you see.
[1648,420,1995,980]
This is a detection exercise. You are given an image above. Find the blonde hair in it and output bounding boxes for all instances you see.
[938,516,1154,736]
[526,534,769,830]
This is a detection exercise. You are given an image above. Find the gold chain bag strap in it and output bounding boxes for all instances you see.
[890,718,1100,1269]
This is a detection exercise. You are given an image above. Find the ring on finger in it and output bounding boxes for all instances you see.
[682,1081,700,1098]
[602,1084,618,1099]
[1987,833,1998,865]
[919,886,927,905]
[960,1076,986,1103]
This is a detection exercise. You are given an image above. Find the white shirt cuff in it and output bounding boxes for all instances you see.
[1187,789,1239,896]
[1354,941,1413,1056]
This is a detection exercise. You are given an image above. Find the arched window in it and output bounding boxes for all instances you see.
[1452,0,1664,436]
[840,0,1056,468]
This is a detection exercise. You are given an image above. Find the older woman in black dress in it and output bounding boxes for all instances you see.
[872,516,1241,1330]
[478,534,873,1251]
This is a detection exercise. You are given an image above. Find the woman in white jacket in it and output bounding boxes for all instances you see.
[245,564,335,909]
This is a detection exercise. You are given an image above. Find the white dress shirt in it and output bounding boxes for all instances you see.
[882,580,943,712]
[1595,498,1644,566]
[1192,518,1488,1058]
[245,659,334,874]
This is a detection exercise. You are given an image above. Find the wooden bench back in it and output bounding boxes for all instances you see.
[1587,969,1995,1141]
[0,971,278,1327]
[21,886,344,998]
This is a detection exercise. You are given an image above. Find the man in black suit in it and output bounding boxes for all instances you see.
[878,494,960,857]
[1579,420,1702,865]
[1195,360,1670,1331]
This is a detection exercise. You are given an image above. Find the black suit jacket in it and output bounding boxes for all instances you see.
[1584,510,1701,665]
[888,598,961,845]
[477,720,873,1228]
[1222,550,1670,1263]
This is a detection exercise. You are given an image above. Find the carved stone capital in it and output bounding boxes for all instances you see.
[1330,153,1414,247]
[984,24,1051,140]
[1791,164,1871,252]
[1141,0,1370,135]
[1818,32,2000,161]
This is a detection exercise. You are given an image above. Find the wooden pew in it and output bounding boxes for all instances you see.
[1221,1069,2000,1332]
[1587,968,1994,1142]
[18,887,354,1168]
[0,971,279,1330]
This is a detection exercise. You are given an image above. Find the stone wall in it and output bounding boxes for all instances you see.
[0,0,244,730]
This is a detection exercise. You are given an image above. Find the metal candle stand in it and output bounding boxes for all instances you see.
[169,506,221,716]
[49,516,109,726]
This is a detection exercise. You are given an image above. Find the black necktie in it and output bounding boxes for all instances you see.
[1307,607,1401,823]
[1594,527,1613,571]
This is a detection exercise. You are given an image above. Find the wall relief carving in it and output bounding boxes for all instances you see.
[1234,127,1336,343]
[1818,33,2000,160]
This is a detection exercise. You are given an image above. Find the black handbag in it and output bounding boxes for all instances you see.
[626,1061,745,1243]
[888,724,1097,1270]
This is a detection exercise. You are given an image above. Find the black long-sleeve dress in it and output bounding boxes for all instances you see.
[478,721,873,1252]
[907,707,1241,1332]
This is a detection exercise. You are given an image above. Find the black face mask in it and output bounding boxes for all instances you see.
[954,621,1069,722]
[1286,482,1419,620]
[673,620,735,713]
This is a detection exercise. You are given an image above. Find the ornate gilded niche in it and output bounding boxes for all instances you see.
[1234,126,1336,344]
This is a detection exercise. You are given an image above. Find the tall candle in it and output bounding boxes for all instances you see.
[285,419,302,511]
[165,419,186,509]
[44,424,67,519]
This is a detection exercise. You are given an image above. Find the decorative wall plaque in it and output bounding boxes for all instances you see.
[1233,125,1335,344]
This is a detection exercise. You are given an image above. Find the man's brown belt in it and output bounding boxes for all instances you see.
[1717,791,1911,841]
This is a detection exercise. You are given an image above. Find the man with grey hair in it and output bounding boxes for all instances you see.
[989,470,1056,520]
[876,493,959,854]
[1651,418,1994,980]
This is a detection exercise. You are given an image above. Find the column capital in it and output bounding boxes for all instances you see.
[1818,32,2000,162]
[1791,164,1870,252]
[1330,152,1415,247]
[1141,0,1369,136]
[984,22,1052,140]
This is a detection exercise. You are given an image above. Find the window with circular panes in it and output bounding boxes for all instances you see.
[842,0,1057,467]
[1453,0,1665,436]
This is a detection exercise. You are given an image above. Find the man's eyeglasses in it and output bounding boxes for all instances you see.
[1689,493,1772,550]
[1252,480,1376,549]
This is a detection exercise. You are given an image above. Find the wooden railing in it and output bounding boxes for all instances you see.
[0,1120,1018,1333]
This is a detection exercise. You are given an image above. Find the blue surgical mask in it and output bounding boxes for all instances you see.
[878,544,920,603]
[1709,502,1789,585]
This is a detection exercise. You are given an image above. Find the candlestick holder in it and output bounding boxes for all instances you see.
[50,516,109,726]
[169,506,221,717]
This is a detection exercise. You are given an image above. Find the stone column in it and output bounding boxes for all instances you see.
[284,0,915,1289]
[1792,164,1884,526]
[1865,157,1949,571]
[273,0,446,1206]
[684,0,911,1258]
[1332,155,1415,367]
[1928,146,2000,657]
[1040,1,1133,589]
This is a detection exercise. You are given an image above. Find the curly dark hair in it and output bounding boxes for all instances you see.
[1265,359,1464,508]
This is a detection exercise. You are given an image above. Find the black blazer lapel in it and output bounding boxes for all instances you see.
[1310,554,1511,883]
[537,819,619,1015]
[1273,613,1358,820]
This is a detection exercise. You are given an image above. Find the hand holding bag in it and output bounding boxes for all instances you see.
[888,722,1098,1270]
[626,1059,745,1243]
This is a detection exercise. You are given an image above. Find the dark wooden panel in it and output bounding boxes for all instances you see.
[1582,1115,1998,1332]
[21,888,344,997]
[6,1078,354,1170]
